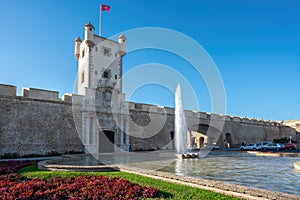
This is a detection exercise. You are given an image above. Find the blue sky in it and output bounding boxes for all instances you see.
[0,0,299,120]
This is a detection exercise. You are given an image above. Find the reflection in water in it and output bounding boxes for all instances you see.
[59,151,177,170]
[161,152,300,196]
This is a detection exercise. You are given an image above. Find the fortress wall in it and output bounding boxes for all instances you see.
[22,88,59,101]
[283,120,300,147]
[284,120,300,131]
[62,93,73,102]
[221,122,279,147]
[0,84,17,96]
[128,104,297,150]
[129,110,175,151]
[0,84,297,155]
[0,95,83,157]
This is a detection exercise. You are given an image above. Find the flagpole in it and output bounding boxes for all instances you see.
[100,4,102,36]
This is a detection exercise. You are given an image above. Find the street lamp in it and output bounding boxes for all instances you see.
[289,136,292,144]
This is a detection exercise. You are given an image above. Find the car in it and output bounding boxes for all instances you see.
[275,143,285,150]
[213,144,220,150]
[262,143,281,151]
[256,141,272,150]
[203,143,219,150]
[240,143,261,151]
[284,143,296,150]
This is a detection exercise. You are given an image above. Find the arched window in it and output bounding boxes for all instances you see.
[226,133,232,148]
[170,131,175,149]
[200,137,205,147]
[82,49,85,58]
[81,71,84,83]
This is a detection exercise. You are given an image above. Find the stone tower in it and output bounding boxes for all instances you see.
[74,22,126,96]
[74,22,130,153]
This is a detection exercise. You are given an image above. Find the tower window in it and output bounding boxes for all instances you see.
[82,49,85,58]
[103,47,111,56]
[103,71,109,78]
[115,75,117,79]
[89,28,92,31]
[102,69,111,79]
[81,71,85,83]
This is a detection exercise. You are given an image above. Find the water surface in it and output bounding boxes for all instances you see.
[160,152,300,196]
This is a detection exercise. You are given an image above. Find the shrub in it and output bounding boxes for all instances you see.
[0,174,159,199]
[0,161,37,175]
[274,137,298,144]
[0,153,20,159]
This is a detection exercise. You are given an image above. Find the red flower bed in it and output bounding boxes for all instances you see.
[0,174,160,200]
[0,161,37,175]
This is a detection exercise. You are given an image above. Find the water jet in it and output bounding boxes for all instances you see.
[174,84,199,159]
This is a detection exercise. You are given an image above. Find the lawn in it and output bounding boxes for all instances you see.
[18,165,242,200]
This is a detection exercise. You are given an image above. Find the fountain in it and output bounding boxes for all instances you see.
[174,84,199,159]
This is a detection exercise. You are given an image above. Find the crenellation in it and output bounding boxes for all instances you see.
[224,116,231,121]
[0,84,17,96]
[142,104,151,111]
[210,114,226,121]
[128,102,135,110]
[62,93,73,102]
[241,118,250,123]
[0,86,297,156]
[185,110,193,118]
[258,121,265,125]
[22,87,29,97]
[193,111,200,118]
[233,117,242,122]
[164,107,174,115]
[199,113,208,119]
[0,85,84,105]
[22,87,59,101]
[153,105,165,113]
[134,103,143,110]
[271,122,276,126]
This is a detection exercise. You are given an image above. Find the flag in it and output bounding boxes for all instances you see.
[101,4,111,11]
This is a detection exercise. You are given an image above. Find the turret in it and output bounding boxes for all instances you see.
[84,21,95,41]
[118,34,126,56]
[74,36,82,59]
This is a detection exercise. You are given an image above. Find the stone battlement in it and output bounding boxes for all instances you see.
[0,83,289,128]
[0,84,75,103]
[0,83,297,156]
[0,84,17,96]
[128,101,283,127]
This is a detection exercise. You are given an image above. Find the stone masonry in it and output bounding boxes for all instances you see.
[0,86,82,157]
[0,83,297,156]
